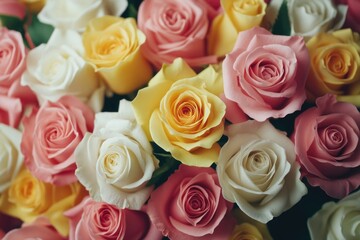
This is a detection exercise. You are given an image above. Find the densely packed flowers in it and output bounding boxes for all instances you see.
[0,0,359,239]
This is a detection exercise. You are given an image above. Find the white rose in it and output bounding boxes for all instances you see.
[216,120,307,223]
[287,0,347,39]
[308,190,360,240]
[75,99,159,209]
[38,0,128,31]
[0,124,23,193]
[21,29,105,112]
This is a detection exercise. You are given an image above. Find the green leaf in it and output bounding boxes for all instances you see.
[271,0,291,36]
[27,14,54,46]
[0,14,25,33]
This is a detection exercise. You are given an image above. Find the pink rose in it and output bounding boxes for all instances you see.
[137,0,218,69]
[0,0,26,20]
[146,164,235,240]
[0,81,38,128]
[3,217,65,240]
[292,94,360,199]
[0,28,27,88]
[21,96,94,185]
[222,27,310,122]
[335,0,360,32]
[65,197,162,240]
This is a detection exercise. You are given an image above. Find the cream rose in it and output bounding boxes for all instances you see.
[217,120,307,223]
[75,100,158,210]
[38,0,128,31]
[0,124,23,193]
[308,189,360,240]
[21,29,105,112]
[287,0,347,39]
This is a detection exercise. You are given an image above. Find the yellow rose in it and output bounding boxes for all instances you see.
[208,0,267,56]
[132,58,225,167]
[20,0,45,14]
[306,29,360,106]
[230,209,273,240]
[230,223,264,240]
[0,169,87,236]
[83,16,152,94]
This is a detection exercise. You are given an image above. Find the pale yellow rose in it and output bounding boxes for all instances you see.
[20,0,45,13]
[208,0,267,56]
[0,169,87,237]
[306,29,360,106]
[83,16,152,94]
[132,58,225,167]
[230,209,273,240]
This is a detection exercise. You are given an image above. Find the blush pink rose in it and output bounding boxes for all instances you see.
[3,217,65,240]
[0,27,27,88]
[0,0,26,20]
[137,0,218,69]
[335,0,360,32]
[65,197,162,240]
[292,94,360,199]
[222,27,310,122]
[146,164,235,240]
[0,81,38,128]
[21,96,94,186]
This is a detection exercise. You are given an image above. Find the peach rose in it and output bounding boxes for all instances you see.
[21,96,94,186]
[137,0,217,68]
[132,58,225,167]
[292,94,360,199]
[223,27,310,122]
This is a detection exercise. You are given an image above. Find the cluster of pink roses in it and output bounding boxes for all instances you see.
[0,0,359,239]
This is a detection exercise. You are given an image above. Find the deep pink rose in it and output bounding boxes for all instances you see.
[222,27,310,122]
[3,217,65,240]
[335,0,360,32]
[292,94,360,199]
[21,96,94,186]
[0,27,27,89]
[0,0,26,20]
[146,164,235,240]
[65,197,162,240]
[138,0,218,69]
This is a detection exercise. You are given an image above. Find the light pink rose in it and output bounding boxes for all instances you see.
[222,27,310,122]
[3,217,65,240]
[0,81,38,128]
[146,164,235,240]
[137,0,218,69]
[292,94,360,199]
[335,0,360,32]
[0,0,26,20]
[21,96,94,185]
[0,27,27,89]
[65,197,162,240]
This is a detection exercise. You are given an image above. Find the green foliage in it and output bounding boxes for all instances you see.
[27,14,53,47]
[147,142,180,188]
[0,15,24,33]
[123,0,143,19]
[271,0,291,36]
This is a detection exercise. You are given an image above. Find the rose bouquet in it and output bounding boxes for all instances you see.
[0,0,359,239]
